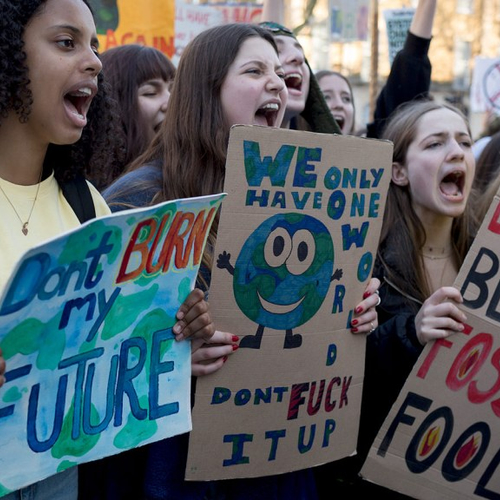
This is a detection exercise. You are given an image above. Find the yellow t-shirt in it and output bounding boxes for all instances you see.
[0,172,110,291]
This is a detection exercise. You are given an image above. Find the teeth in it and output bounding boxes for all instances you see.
[68,87,92,97]
[285,73,302,82]
[261,103,279,111]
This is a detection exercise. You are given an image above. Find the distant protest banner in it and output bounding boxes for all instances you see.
[361,186,500,498]
[383,8,415,65]
[88,0,175,57]
[173,2,224,66]
[330,0,369,42]
[185,126,393,480]
[0,194,224,496]
[173,2,263,65]
[470,57,500,113]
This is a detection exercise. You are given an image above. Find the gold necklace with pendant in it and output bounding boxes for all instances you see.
[0,168,44,236]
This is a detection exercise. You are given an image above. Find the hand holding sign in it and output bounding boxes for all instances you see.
[414,286,468,345]
[173,288,215,342]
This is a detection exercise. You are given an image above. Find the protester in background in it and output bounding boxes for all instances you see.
[261,0,437,140]
[258,8,341,135]
[366,0,437,139]
[315,0,437,138]
[315,70,355,134]
[87,22,381,500]
[91,44,176,190]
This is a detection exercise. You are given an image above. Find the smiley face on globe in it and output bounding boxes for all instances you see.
[217,213,336,350]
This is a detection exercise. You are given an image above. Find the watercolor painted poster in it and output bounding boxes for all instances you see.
[186,125,393,480]
[361,186,500,499]
[0,193,224,496]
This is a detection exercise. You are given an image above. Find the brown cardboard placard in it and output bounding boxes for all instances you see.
[185,125,393,480]
[361,188,500,498]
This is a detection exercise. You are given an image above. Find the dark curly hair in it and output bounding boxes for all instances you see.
[0,0,124,184]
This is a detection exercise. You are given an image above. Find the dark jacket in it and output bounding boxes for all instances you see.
[357,252,425,467]
[366,31,432,139]
[314,247,423,500]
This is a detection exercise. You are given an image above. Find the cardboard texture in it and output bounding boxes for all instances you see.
[185,125,393,480]
[0,194,224,496]
[362,188,500,499]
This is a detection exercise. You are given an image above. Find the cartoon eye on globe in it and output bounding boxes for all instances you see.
[217,213,342,349]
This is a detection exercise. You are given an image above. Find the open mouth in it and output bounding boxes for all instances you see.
[64,87,93,120]
[285,72,303,92]
[333,114,345,130]
[440,170,465,198]
[255,102,280,126]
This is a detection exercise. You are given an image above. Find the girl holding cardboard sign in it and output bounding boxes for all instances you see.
[342,99,477,497]
[97,22,381,500]
[0,0,216,498]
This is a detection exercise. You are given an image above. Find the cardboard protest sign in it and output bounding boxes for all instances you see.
[361,187,500,498]
[383,8,415,66]
[185,126,393,480]
[0,194,224,496]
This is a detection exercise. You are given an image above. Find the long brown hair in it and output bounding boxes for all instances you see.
[122,23,280,280]
[98,44,176,188]
[315,69,356,134]
[378,99,475,303]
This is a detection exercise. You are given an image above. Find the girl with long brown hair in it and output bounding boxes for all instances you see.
[98,22,381,500]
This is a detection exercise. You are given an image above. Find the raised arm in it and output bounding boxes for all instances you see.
[409,0,437,39]
[260,0,285,24]
[366,0,437,138]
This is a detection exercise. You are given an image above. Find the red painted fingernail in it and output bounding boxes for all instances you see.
[351,328,358,333]
[351,319,359,326]
[223,356,228,363]
[355,306,363,314]
[232,344,239,351]
[232,335,240,342]
[363,291,371,299]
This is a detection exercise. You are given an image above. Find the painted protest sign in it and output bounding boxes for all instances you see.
[185,126,393,480]
[470,57,500,113]
[383,8,415,66]
[88,0,175,58]
[361,186,500,498]
[0,194,224,496]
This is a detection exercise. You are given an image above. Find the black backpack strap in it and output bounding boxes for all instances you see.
[60,174,96,223]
